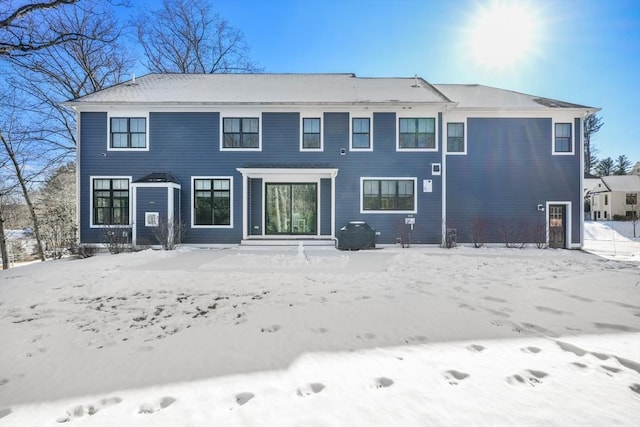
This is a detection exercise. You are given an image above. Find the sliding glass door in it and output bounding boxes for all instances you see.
[265,183,317,235]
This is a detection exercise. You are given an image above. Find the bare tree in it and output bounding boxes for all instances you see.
[0,121,46,262]
[5,2,133,158]
[136,0,262,74]
[583,114,603,174]
[0,0,80,56]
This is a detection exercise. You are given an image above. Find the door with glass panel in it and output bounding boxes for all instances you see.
[265,183,317,235]
[548,205,566,248]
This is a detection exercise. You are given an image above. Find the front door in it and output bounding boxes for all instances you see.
[549,205,566,248]
[265,183,317,235]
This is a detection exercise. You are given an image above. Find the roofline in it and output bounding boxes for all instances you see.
[62,101,458,109]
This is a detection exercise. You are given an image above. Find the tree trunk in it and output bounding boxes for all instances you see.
[0,204,9,269]
[0,131,46,262]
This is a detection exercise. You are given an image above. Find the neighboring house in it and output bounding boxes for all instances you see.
[632,161,640,176]
[63,74,599,249]
[589,175,640,220]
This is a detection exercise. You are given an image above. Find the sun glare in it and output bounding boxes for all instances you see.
[468,1,539,69]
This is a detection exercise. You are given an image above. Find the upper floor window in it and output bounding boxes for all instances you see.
[223,118,259,149]
[110,118,146,149]
[554,123,572,153]
[626,193,638,205]
[447,122,465,153]
[352,118,371,150]
[92,178,130,226]
[361,178,416,212]
[193,178,231,226]
[302,118,322,150]
[398,118,435,150]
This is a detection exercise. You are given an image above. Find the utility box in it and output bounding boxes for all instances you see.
[337,221,376,250]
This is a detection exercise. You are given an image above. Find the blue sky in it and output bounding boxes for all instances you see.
[133,0,640,165]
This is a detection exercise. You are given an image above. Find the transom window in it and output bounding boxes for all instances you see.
[362,179,415,211]
[352,118,371,149]
[223,118,259,149]
[399,118,435,149]
[554,123,572,153]
[447,122,465,153]
[93,178,130,225]
[302,118,321,149]
[110,118,146,148]
[194,178,231,226]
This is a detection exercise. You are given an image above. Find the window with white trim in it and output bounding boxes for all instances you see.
[362,178,416,212]
[92,178,130,225]
[223,118,259,149]
[398,118,435,149]
[352,117,371,149]
[447,122,465,153]
[110,117,146,148]
[193,178,231,226]
[554,123,572,153]
[302,117,321,150]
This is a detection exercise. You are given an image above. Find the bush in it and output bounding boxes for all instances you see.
[470,218,490,248]
[100,225,130,254]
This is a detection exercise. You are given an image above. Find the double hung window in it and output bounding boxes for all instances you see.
[194,178,231,226]
[554,123,572,153]
[302,118,321,150]
[447,122,465,153]
[93,178,130,225]
[362,179,416,212]
[110,118,146,149]
[399,118,435,149]
[223,118,259,149]
[352,118,371,149]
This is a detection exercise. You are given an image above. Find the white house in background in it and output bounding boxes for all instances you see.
[589,174,640,220]
[632,161,640,176]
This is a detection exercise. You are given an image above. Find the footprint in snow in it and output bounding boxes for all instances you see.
[235,392,255,406]
[56,397,122,423]
[374,377,394,388]
[297,383,325,397]
[444,370,470,385]
[521,346,542,354]
[506,370,549,387]
[466,344,485,353]
[260,325,281,333]
[138,396,176,414]
[404,335,429,344]
[630,384,640,397]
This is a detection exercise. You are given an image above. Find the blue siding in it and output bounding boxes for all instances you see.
[136,187,167,245]
[320,178,332,235]
[249,178,262,235]
[80,110,581,247]
[446,118,581,245]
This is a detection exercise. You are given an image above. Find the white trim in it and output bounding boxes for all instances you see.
[552,121,575,156]
[349,114,374,152]
[444,119,467,155]
[220,113,262,152]
[300,114,323,152]
[360,177,418,214]
[190,176,234,229]
[578,117,584,248]
[89,176,133,228]
[130,182,181,246]
[546,201,572,248]
[396,114,438,152]
[75,110,82,243]
[106,111,149,152]
[236,168,339,239]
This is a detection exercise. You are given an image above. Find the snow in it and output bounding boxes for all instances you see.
[1,228,639,426]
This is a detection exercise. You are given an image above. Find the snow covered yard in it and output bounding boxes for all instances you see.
[0,240,639,426]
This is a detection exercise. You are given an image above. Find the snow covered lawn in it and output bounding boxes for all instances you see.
[1,241,639,426]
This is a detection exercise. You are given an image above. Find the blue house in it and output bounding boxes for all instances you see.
[63,74,598,249]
